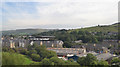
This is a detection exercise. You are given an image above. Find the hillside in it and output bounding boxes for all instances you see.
[69,22,119,33]
[2,23,119,36]
[2,29,54,35]
[2,52,33,65]
[34,22,119,48]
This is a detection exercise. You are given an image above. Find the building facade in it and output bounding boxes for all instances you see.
[47,47,86,57]
[2,36,64,48]
[29,36,63,48]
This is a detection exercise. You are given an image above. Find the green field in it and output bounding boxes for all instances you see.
[69,23,119,33]
[2,52,34,65]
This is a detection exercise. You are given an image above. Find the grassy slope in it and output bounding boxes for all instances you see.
[2,29,52,35]
[69,23,119,33]
[2,52,34,65]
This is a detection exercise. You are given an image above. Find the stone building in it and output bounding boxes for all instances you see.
[29,36,64,48]
[2,36,64,48]
[47,47,86,57]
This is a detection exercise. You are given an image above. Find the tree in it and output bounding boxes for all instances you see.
[13,48,19,53]
[9,49,15,53]
[111,57,120,65]
[77,57,86,66]
[34,45,57,60]
[91,37,98,43]
[81,35,91,43]
[50,57,64,65]
[38,50,49,60]
[78,30,85,35]
[41,58,54,65]
[68,58,74,62]
[98,60,108,65]
[63,41,72,48]
[77,53,98,65]
[85,53,98,65]
[31,54,40,61]
[64,61,79,65]
[28,50,37,56]
[2,47,9,52]
[20,49,28,55]
[47,51,57,58]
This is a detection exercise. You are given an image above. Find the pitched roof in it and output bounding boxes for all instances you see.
[96,53,114,60]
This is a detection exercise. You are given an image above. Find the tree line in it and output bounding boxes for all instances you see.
[33,29,118,48]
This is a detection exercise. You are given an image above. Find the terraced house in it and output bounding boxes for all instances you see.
[29,36,63,48]
[2,36,64,48]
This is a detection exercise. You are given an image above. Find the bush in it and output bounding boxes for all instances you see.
[50,57,65,65]
[98,60,108,65]
[77,53,98,65]
[41,58,54,65]
[31,54,40,61]
[111,57,120,65]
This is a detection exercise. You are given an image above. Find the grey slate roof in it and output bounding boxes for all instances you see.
[77,51,98,57]
[72,41,119,53]
[96,53,114,61]
[47,48,85,55]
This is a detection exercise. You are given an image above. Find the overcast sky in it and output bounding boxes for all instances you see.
[0,0,119,31]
